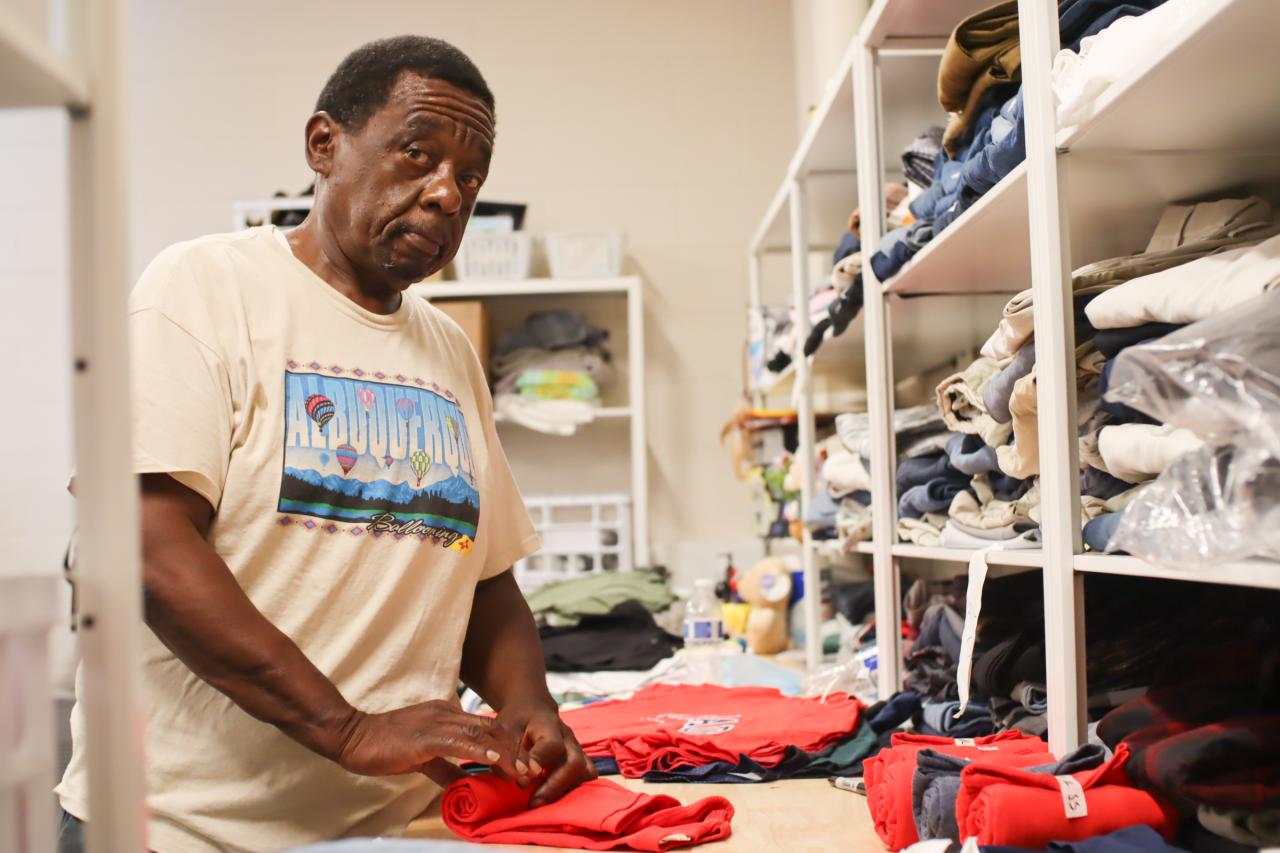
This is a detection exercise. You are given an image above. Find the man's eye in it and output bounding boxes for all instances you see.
[407,147,426,161]
[461,175,483,190]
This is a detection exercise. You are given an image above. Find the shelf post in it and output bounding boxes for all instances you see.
[626,277,651,567]
[65,0,149,849]
[787,177,822,672]
[1018,0,1087,756]
[852,38,903,698]
[747,252,765,408]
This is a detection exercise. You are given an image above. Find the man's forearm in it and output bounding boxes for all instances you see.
[141,490,357,759]
[460,570,555,712]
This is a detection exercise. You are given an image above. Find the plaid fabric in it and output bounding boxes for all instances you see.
[1098,686,1280,810]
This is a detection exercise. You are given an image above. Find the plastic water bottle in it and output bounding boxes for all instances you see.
[683,579,724,683]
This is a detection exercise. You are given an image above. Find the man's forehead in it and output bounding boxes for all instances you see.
[381,72,495,145]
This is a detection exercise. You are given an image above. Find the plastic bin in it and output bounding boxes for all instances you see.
[0,574,59,853]
[544,232,625,278]
[453,232,533,281]
[514,494,633,590]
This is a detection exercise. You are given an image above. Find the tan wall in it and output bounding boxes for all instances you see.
[124,0,799,579]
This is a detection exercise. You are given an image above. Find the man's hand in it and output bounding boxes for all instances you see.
[498,701,597,808]
[335,700,535,789]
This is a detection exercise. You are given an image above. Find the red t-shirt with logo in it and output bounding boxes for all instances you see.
[561,684,862,777]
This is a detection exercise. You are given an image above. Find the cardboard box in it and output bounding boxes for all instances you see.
[433,300,490,377]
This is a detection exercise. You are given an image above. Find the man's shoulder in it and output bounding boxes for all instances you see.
[145,227,276,276]
[133,228,278,309]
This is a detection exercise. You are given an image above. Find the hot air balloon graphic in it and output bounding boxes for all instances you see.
[306,395,335,431]
[383,454,393,469]
[335,445,358,476]
[318,453,330,468]
[356,388,376,413]
[410,449,432,487]
[396,398,416,453]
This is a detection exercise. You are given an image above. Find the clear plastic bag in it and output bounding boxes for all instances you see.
[1103,291,1280,568]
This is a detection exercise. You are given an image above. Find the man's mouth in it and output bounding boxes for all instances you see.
[399,230,444,256]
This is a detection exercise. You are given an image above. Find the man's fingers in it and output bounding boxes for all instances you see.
[421,758,466,788]
[529,749,596,809]
[527,731,568,777]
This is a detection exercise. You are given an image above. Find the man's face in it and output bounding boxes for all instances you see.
[319,72,495,287]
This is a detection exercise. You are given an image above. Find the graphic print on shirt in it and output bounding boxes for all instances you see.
[278,363,478,551]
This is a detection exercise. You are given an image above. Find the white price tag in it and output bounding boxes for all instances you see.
[976,746,999,751]
[954,738,977,746]
[961,836,982,853]
[1056,775,1089,819]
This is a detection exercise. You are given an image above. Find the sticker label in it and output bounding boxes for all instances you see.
[976,746,999,751]
[962,837,981,853]
[955,738,977,746]
[1056,775,1088,819]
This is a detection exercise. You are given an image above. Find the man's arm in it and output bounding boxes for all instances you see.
[139,473,530,786]
[461,570,596,806]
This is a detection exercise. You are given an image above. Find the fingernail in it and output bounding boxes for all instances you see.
[516,760,529,776]
[529,798,544,809]
[486,750,501,762]
[530,759,543,775]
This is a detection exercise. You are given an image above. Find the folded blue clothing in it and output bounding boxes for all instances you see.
[870,691,923,734]
[870,220,935,281]
[805,489,841,527]
[1100,359,1157,424]
[1093,322,1184,359]
[1084,512,1126,553]
[896,452,954,494]
[912,744,1108,844]
[982,824,1191,852]
[988,471,1031,502]
[899,473,973,520]
[1080,465,1132,500]
[946,433,1001,476]
[916,699,995,740]
[832,230,860,265]
[931,100,1005,234]
[957,89,1025,208]
[984,341,1036,424]
[1058,0,1169,53]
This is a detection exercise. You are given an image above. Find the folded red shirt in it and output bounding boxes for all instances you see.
[955,743,1180,849]
[561,683,861,777]
[864,731,1051,851]
[443,774,733,850]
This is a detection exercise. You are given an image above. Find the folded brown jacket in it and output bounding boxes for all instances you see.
[938,0,1021,156]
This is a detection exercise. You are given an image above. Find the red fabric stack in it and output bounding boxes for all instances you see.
[864,731,1051,850]
[561,684,862,777]
[442,774,734,851]
[955,743,1180,849]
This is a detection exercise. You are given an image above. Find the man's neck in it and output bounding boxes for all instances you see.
[285,215,403,316]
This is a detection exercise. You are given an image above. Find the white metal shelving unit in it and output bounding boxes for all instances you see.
[750,0,1280,755]
[2,1,146,851]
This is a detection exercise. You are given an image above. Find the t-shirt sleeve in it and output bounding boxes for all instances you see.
[477,393,539,581]
[129,257,235,510]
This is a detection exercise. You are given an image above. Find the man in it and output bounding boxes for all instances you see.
[56,35,594,852]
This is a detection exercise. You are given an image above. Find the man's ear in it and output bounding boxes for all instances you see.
[304,112,341,178]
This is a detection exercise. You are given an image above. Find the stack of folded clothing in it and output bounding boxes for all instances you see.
[899,825,1190,853]
[492,310,615,435]
[562,684,875,783]
[764,228,871,373]
[1097,628,1280,850]
[871,0,1170,283]
[525,572,683,673]
[865,731,1051,850]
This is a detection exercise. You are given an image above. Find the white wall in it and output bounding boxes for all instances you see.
[0,109,77,689]
[123,0,799,583]
[791,0,870,129]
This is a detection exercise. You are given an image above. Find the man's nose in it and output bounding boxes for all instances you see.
[418,167,463,216]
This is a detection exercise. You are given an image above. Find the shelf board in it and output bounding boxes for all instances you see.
[892,543,1043,569]
[1061,0,1280,155]
[1074,554,1280,590]
[0,8,88,109]
[495,406,630,427]
[885,163,1031,296]
[414,277,638,299]
[861,0,995,48]
[789,39,858,178]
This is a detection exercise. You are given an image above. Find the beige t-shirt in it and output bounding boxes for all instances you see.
[56,226,539,853]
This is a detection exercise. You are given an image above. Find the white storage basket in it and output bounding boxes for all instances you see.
[0,574,59,853]
[453,232,533,280]
[544,232,625,278]
[514,494,633,590]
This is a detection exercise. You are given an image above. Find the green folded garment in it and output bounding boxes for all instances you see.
[516,370,598,401]
[525,571,677,623]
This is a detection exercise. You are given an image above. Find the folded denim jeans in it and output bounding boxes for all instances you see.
[896,451,954,495]
[946,433,1002,476]
[900,473,974,520]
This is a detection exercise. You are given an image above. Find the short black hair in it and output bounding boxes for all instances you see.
[315,35,494,130]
